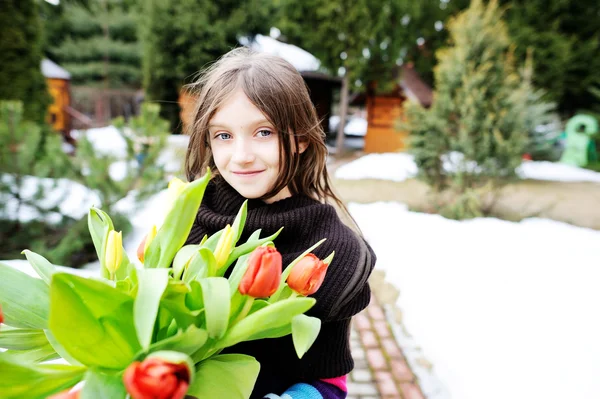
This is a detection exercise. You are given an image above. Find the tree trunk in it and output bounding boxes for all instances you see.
[335,73,349,156]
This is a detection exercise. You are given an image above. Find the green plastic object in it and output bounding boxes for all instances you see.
[559,114,599,167]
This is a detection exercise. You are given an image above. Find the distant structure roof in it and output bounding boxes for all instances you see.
[41,58,71,80]
[399,64,433,107]
[240,34,322,73]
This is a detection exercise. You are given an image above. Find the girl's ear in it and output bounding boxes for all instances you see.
[299,140,308,154]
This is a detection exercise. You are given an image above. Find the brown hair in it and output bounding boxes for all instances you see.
[184,47,350,215]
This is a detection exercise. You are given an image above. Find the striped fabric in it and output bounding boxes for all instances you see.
[263,376,348,399]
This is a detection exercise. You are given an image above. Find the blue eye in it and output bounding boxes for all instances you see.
[257,130,272,137]
[215,132,232,140]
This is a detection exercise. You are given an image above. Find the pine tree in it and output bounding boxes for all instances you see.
[0,101,79,262]
[0,0,51,124]
[139,0,273,132]
[42,0,141,88]
[403,0,529,217]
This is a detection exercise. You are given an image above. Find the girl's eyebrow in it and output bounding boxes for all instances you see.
[208,118,272,130]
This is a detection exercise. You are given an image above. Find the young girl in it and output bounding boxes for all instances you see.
[183,47,376,399]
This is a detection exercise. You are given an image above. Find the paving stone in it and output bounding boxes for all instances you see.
[354,313,372,330]
[381,338,403,359]
[366,348,387,370]
[373,320,391,338]
[348,382,379,396]
[354,358,369,370]
[375,371,399,396]
[352,347,366,360]
[390,359,414,382]
[368,303,386,320]
[360,330,379,348]
[351,368,373,382]
[400,382,425,399]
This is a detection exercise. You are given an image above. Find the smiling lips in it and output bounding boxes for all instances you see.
[233,170,264,177]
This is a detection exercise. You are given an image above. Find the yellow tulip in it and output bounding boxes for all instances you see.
[106,230,123,277]
[213,224,234,269]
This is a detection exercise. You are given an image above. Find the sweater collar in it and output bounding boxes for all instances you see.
[196,177,322,238]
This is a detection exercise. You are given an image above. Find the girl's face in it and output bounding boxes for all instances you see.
[208,89,299,203]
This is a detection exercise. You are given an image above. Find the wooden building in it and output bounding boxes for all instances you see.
[352,64,433,153]
[42,58,71,135]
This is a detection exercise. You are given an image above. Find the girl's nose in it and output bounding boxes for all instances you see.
[231,140,255,164]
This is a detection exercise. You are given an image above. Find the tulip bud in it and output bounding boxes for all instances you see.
[137,225,157,263]
[123,351,193,399]
[239,246,282,298]
[164,178,187,212]
[213,224,234,269]
[105,230,123,277]
[287,254,329,296]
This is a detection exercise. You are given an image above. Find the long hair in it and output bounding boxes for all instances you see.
[184,47,352,218]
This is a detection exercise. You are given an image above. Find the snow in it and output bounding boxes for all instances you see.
[240,34,321,72]
[1,174,100,224]
[349,201,600,399]
[335,152,600,183]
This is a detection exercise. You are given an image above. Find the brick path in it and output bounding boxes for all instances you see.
[349,295,426,399]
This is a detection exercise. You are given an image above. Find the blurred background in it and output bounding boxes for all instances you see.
[1,0,599,398]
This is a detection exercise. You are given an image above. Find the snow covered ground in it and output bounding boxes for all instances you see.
[349,202,600,399]
[335,152,600,183]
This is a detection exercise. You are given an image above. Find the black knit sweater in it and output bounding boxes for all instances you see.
[184,177,376,398]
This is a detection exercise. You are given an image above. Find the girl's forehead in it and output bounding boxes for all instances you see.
[209,89,273,129]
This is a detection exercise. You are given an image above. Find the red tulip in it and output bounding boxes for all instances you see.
[0,303,4,326]
[239,246,282,297]
[123,357,190,399]
[287,254,329,296]
[48,387,80,399]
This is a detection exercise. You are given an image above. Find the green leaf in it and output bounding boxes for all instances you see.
[200,277,230,339]
[187,354,260,399]
[246,324,292,341]
[216,297,316,349]
[291,314,321,359]
[183,248,216,283]
[88,207,114,280]
[200,230,223,252]
[231,200,248,243]
[145,171,211,269]
[0,262,49,329]
[0,355,86,399]
[143,325,208,358]
[160,280,198,330]
[227,254,251,296]
[45,330,83,366]
[173,244,199,280]
[21,250,55,285]
[3,343,59,363]
[134,268,169,350]
[81,369,127,399]
[49,273,140,369]
[0,328,49,350]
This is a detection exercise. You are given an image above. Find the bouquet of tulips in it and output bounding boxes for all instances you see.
[0,169,334,399]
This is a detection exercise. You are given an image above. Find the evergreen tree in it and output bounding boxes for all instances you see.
[500,0,600,115]
[41,0,141,88]
[0,0,51,124]
[403,0,529,216]
[139,0,273,132]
